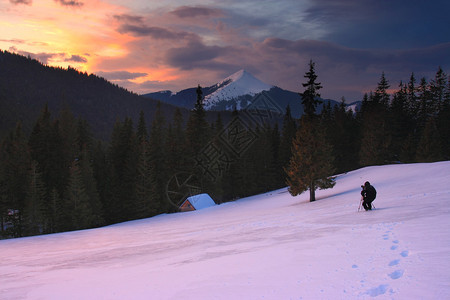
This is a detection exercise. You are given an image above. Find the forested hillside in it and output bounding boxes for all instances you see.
[0,50,186,140]
[1,52,449,239]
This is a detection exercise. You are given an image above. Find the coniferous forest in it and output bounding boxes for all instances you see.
[1,52,449,238]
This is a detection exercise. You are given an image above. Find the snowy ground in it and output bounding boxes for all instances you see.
[1,161,450,299]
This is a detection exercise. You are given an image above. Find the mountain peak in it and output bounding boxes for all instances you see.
[204,70,273,110]
[226,69,248,82]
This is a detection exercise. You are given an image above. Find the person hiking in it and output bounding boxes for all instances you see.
[361,181,376,211]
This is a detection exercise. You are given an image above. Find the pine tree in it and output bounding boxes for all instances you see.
[120,117,139,220]
[406,72,418,118]
[66,159,92,230]
[148,102,168,213]
[437,77,450,159]
[0,123,32,237]
[166,108,187,175]
[135,138,154,218]
[279,105,297,172]
[415,117,443,162]
[417,77,432,127]
[186,85,210,157]
[23,161,45,236]
[299,60,323,117]
[137,110,148,144]
[135,111,154,219]
[106,118,139,223]
[373,72,390,106]
[0,149,6,237]
[328,99,359,172]
[79,146,103,227]
[359,76,392,166]
[92,141,108,222]
[286,117,335,201]
[390,81,412,161]
[286,62,335,202]
[429,67,447,113]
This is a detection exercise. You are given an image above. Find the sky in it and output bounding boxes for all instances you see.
[1,0,449,101]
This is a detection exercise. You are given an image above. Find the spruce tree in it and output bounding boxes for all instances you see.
[66,159,92,230]
[286,117,335,201]
[416,117,443,162]
[299,60,323,117]
[0,123,31,236]
[437,78,450,159]
[137,110,148,144]
[373,72,390,106]
[186,85,210,157]
[23,161,45,236]
[279,105,297,171]
[417,77,432,127]
[286,61,335,202]
[328,99,359,172]
[429,67,447,113]
[390,81,412,161]
[148,102,168,213]
[106,118,139,223]
[359,75,392,166]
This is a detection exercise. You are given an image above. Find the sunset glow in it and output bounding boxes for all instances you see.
[1,0,449,100]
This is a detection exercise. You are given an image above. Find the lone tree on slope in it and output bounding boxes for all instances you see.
[285,60,335,201]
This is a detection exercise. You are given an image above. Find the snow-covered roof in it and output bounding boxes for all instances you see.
[183,193,216,210]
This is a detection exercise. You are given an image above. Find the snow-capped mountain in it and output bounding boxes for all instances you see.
[203,69,273,110]
[142,70,358,118]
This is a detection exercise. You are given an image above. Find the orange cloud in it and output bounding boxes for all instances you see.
[1,0,133,73]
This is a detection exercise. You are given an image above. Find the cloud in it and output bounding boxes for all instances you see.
[257,38,450,99]
[165,40,236,71]
[303,0,450,49]
[9,0,32,5]
[96,71,148,81]
[9,47,57,64]
[54,0,83,7]
[118,24,194,40]
[8,47,91,66]
[170,6,222,18]
[64,54,88,63]
[113,14,144,24]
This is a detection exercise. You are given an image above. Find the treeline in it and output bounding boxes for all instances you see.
[1,67,449,239]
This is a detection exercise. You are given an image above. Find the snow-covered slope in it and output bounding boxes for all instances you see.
[203,70,273,110]
[1,161,450,299]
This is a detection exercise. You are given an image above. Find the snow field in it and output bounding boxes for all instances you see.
[1,161,449,299]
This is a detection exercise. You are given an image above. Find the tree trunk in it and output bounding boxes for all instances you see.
[309,181,315,202]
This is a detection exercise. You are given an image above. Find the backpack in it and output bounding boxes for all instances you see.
[366,185,377,202]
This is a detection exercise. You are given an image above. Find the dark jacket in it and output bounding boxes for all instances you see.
[361,184,377,202]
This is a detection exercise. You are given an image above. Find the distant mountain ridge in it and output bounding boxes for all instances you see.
[143,70,360,118]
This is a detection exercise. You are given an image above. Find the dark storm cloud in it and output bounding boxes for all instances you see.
[9,0,32,5]
[170,6,222,18]
[64,54,87,63]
